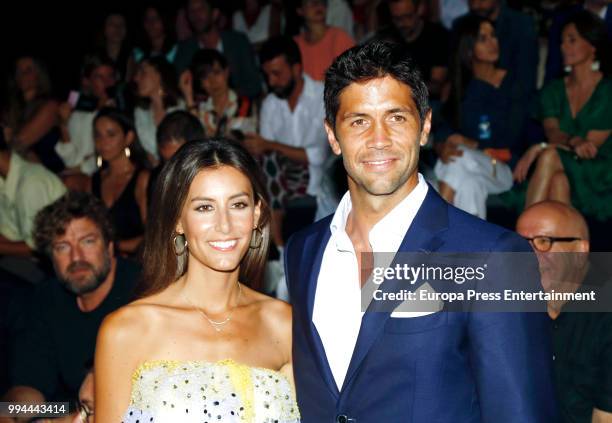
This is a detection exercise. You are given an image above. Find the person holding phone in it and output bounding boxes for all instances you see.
[56,55,118,179]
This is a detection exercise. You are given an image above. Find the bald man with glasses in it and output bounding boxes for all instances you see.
[517,201,612,423]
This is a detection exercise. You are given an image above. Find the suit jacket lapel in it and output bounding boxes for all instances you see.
[293,223,340,398]
[341,186,449,391]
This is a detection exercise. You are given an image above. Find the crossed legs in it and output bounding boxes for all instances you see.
[525,147,571,207]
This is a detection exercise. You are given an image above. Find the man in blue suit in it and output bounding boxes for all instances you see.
[284,40,558,422]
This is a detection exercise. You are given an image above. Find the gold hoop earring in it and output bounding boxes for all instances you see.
[249,227,263,249]
[124,146,131,158]
[173,233,188,255]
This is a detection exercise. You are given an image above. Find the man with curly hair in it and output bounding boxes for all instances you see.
[2,191,140,408]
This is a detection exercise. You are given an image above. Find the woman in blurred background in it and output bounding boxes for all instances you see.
[514,11,612,221]
[132,3,178,65]
[90,107,151,256]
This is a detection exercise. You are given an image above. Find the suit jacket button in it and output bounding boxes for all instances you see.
[337,414,348,423]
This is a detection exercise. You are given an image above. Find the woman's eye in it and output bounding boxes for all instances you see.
[232,202,249,209]
[195,204,213,212]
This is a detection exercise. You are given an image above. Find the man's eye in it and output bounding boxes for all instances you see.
[53,244,69,253]
[390,115,406,122]
[351,119,366,127]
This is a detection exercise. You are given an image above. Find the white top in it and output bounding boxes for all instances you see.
[123,359,300,423]
[233,5,279,45]
[326,0,355,39]
[312,174,428,389]
[134,102,185,161]
[55,110,97,175]
[259,74,330,198]
[440,0,468,30]
[0,152,66,248]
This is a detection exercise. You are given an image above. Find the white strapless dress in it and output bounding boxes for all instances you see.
[122,359,301,422]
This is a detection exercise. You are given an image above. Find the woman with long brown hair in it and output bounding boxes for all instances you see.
[94,139,300,422]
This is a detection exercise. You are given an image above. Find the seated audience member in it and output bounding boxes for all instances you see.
[517,201,612,423]
[133,56,184,163]
[326,0,355,39]
[545,0,612,82]
[96,12,133,82]
[2,191,140,406]
[175,0,263,99]
[0,137,66,282]
[3,56,64,173]
[376,0,449,99]
[56,55,118,177]
[147,110,205,203]
[232,0,283,48]
[294,0,354,81]
[90,108,151,256]
[455,0,538,106]
[434,15,528,219]
[514,11,612,221]
[244,37,330,247]
[180,49,257,137]
[132,3,179,65]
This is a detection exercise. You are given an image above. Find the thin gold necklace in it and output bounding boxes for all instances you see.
[182,283,242,332]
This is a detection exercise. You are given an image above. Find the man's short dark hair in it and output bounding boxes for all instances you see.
[34,191,114,256]
[156,111,206,145]
[259,36,302,67]
[324,39,429,130]
[81,54,116,79]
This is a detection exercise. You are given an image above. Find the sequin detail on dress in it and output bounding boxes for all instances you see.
[122,359,300,423]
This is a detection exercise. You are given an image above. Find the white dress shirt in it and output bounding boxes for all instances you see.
[259,74,330,198]
[313,174,429,389]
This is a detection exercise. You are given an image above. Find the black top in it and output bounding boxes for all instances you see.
[92,169,145,241]
[376,21,449,84]
[552,311,612,423]
[8,257,140,402]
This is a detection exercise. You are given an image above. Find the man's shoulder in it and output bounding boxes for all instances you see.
[221,30,251,48]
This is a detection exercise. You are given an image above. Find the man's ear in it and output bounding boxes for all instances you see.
[108,240,115,258]
[577,239,590,253]
[324,120,342,156]
[419,109,432,147]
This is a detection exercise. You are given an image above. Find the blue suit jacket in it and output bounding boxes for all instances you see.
[285,186,558,423]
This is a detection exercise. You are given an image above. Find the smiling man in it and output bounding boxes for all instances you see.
[2,191,140,408]
[284,39,557,422]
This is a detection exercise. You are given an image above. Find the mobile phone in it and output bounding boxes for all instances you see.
[67,90,80,108]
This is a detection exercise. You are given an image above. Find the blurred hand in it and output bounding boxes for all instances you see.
[573,139,598,159]
[243,133,268,156]
[513,144,543,183]
[58,102,73,125]
[435,141,463,164]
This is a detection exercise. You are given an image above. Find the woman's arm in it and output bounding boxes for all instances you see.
[94,308,141,423]
[542,117,571,146]
[12,100,59,151]
[135,169,151,224]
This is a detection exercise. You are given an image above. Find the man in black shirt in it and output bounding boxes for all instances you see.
[376,0,449,99]
[517,201,612,423]
[2,192,140,408]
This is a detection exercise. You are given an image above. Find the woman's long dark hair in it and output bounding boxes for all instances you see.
[446,15,494,129]
[563,10,611,77]
[93,107,152,170]
[6,56,53,132]
[138,138,271,298]
[137,3,177,59]
[137,56,180,109]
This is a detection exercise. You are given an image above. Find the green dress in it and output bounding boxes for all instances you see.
[540,78,612,221]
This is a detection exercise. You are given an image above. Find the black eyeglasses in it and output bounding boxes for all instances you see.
[522,236,582,252]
